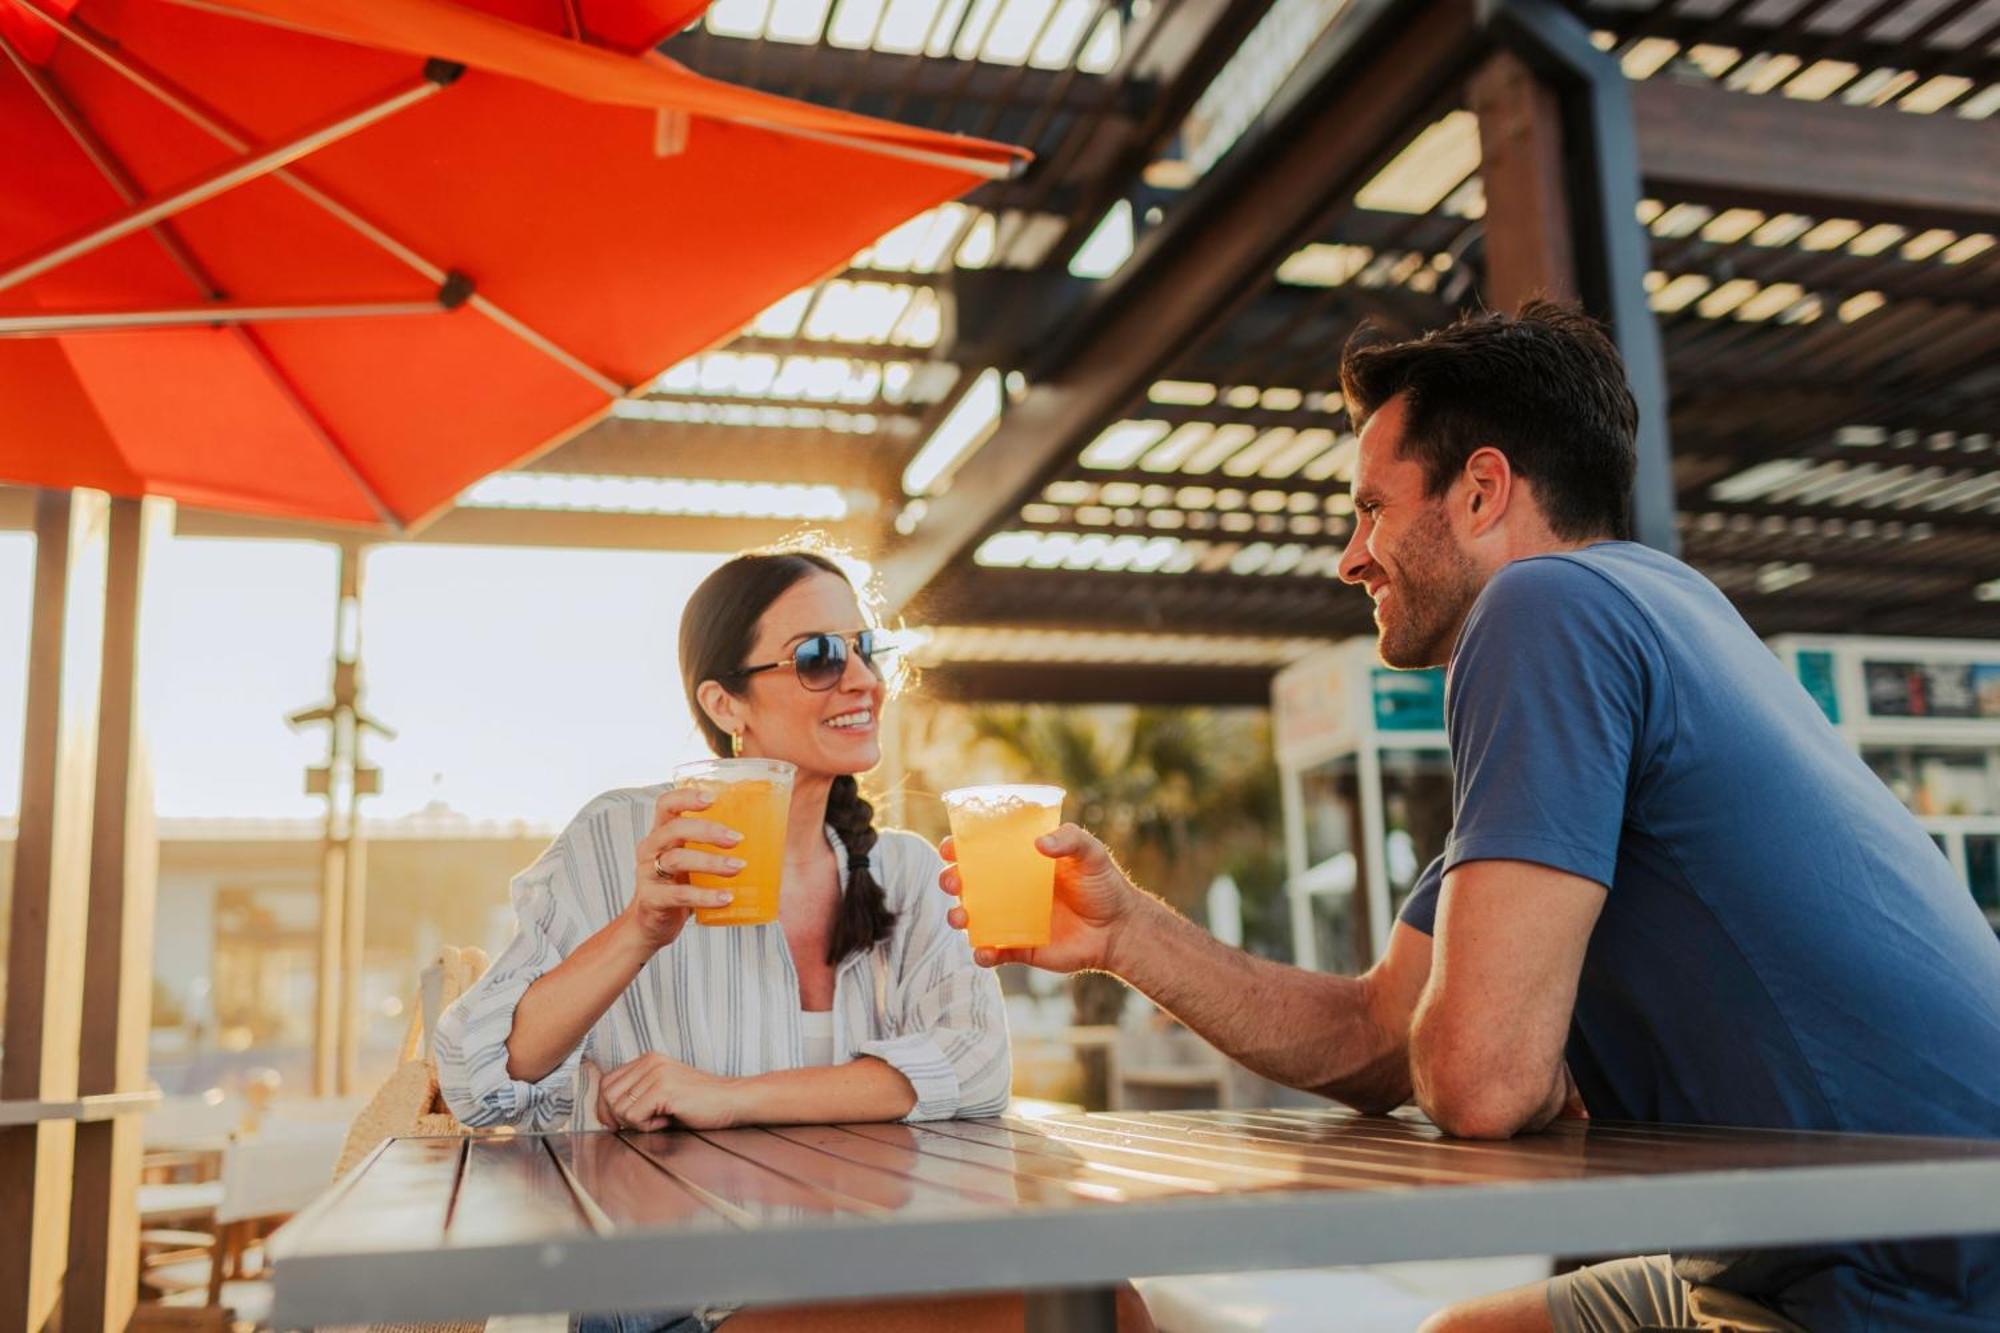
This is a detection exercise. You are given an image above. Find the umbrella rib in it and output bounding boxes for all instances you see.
[18,0,633,399]
[713,113,1021,180]
[0,73,450,296]
[636,53,1021,181]
[0,302,449,335]
[0,30,408,529]
[0,30,219,301]
[235,322,408,531]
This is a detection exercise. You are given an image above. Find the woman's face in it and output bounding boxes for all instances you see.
[731,572,885,777]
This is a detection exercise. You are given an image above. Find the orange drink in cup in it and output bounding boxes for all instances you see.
[674,757,794,926]
[943,784,1066,949]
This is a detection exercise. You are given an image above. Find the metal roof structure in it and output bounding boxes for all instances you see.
[25,0,1993,703]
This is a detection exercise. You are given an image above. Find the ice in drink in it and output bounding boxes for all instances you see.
[673,757,795,926]
[943,784,1065,949]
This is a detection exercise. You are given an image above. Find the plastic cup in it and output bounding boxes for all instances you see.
[673,757,795,926]
[943,784,1066,949]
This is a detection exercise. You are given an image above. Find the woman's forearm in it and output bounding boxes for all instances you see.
[505,912,655,1083]
[729,1056,918,1126]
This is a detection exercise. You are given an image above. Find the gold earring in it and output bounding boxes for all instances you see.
[730,731,744,758]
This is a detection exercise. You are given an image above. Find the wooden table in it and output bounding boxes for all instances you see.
[268,1108,2000,1330]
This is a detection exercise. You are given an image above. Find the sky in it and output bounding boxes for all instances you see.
[0,535,731,824]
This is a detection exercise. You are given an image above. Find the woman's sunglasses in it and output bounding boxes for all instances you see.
[732,629,906,692]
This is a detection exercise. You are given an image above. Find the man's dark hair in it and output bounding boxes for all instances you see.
[1338,300,1638,541]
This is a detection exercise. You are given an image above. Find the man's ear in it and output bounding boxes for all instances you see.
[1461,446,1512,533]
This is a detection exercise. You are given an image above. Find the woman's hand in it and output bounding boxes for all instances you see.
[622,787,744,952]
[940,823,1143,974]
[595,1052,742,1131]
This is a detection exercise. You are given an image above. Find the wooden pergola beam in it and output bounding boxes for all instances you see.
[877,0,1485,613]
[666,32,1146,119]
[925,659,1282,706]
[171,503,882,553]
[1469,48,1577,310]
[1631,78,2000,233]
[535,418,910,494]
[923,565,1374,637]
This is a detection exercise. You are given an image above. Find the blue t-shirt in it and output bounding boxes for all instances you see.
[1397,542,2000,1330]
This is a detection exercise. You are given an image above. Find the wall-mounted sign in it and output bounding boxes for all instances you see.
[1371,667,1446,732]
[1796,650,1840,725]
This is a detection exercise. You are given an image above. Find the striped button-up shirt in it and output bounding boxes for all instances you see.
[435,785,1011,1131]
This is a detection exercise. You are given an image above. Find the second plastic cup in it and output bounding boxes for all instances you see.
[943,783,1066,949]
[673,757,795,926]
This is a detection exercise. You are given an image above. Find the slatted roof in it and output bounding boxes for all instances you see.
[890,0,2000,687]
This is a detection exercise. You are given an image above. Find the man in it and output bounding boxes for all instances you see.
[937,304,2000,1331]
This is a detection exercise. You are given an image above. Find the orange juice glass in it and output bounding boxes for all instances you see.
[674,757,794,926]
[943,784,1065,949]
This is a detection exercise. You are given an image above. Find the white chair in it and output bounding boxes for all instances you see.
[195,1109,352,1307]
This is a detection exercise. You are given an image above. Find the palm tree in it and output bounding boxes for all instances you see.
[956,704,1286,1104]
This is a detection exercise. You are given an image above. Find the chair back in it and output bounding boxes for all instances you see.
[334,946,491,1179]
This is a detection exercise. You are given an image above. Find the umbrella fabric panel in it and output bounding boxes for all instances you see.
[59,327,389,523]
[0,341,140,496]
[246,308,609,526]
[411,0,708,53]
[307,82,983,389]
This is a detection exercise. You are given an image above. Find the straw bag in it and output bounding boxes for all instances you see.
[334,945,493,1180]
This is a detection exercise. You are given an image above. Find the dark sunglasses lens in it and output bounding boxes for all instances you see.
[794,634,847,689]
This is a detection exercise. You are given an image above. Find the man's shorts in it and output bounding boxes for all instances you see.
[1548,1255,1806,1332]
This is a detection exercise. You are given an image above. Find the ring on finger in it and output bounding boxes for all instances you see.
[652,853,670,879]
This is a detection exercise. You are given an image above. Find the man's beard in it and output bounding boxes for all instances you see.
[1374,503,1481,669]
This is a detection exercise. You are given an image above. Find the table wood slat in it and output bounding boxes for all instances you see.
[1094,1110,1691,1179]
[618,1128,882,1225]
[552,1132,740,1234]
[1164,1109,2000,1173]
[766,1125,1100,1208]
[693,1128,985,1215]
[921,1118,1361,1194]
[278,1136,464,1257]
[840,1122,1204,1201]
[1157,1109,1707,1166]
[448,1135,595,1247]
[909,1120,1234,1195]
[1006,1113,1532,1186]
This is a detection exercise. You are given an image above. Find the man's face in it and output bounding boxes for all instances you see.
[1337,396,1484,669]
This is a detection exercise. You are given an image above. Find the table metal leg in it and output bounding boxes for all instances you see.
[1025,1286,1120,1333]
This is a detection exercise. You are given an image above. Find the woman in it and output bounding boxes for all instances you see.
[437,546,1008,1137]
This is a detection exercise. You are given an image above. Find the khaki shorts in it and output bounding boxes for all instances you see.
[1547,1256,1805,1333]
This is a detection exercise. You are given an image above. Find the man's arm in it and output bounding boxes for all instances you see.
[1116,899,1432,1113]
[940,825,1430,1114]
[1411,858,1603,1138]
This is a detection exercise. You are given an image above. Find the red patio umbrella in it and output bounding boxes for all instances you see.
[0,0,1025,528]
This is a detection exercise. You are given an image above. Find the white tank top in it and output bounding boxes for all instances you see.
[799,1009,836,1067]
